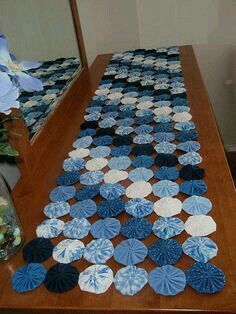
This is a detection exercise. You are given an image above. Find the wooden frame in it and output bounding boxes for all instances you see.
[5,0,89,176]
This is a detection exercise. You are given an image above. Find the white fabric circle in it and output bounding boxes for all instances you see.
[154,107,172,116]
[137,101,153,110]
[107,92,123,100]
[173,112,192,122]
[69,148,90,159]
[85,158,108,171]
[104,169,128,184]
[126,181,152,198]
[52,239,84,263]
[154,197,182,217]
[185,215,217,236]
[121,97,137,104]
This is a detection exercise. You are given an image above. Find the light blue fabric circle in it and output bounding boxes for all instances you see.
[80,171,104,185]
[84,112,101,121]
[134,125,153,135]
[99,117,116,128]
[83,239,114,264]
[12,263,46,293]
[63,157,85,172]
[44,201,70,218]
[125,198,153,218]
[115,126,134,136]
[177,141,200,152]
[72,136,93,149]
[154,114,172,123]
[90,146,111,158]
[116,118,134,127]
[182,236,218,263]
[178,152,202,166]
[154,142,176,154]
[149,265,186,295]
[49,186,76,202]
[133,134,154,144]
[70,199,97,218]
[136,109,153,117]
[114,266,148,296]
[173,106,190,113]
[108,156,131,170]
[90,218,121,239]
[154,166,179,181]
[101,111,118,119]
[86,106,102,113]
[99,183,125,200]
[153,132,175,143]
[78,128,96,138]
[114,239,148,265]
[152,180,179,198]
[152,217,185,239]
[128,167,153,182]
[174,121,195,131]
[63,218,91,239]
[182,195,212,215]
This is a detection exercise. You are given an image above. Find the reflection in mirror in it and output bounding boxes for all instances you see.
[0,0,82,139]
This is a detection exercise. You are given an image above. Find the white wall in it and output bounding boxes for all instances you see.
[77,0,236,148]
[0,0,79,60]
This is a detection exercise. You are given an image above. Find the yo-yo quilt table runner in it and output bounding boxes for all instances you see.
[12,46,225,296]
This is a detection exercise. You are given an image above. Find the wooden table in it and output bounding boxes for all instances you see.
[1,46,236,314]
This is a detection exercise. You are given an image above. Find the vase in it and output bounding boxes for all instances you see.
[0,175,24,261]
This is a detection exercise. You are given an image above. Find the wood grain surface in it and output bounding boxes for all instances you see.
[0,46,235,314]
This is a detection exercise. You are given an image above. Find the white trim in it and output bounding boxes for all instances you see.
[224,144,236,152]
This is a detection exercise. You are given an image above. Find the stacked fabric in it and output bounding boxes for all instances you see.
[12,47,225,296]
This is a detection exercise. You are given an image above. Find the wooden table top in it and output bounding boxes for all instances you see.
[1,46,236,314]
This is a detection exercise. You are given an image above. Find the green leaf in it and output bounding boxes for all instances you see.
[0,143,19,157]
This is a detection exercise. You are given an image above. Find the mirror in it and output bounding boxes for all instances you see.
[0,0,82,139]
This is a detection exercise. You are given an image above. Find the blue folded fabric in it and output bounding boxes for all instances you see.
[44,263,79,293]
[134,125,153,135]
[148,239,182,266]
[114,266,148,296]
[152,180,179,197]
[118,110,135,119]
[80,171,104,185]
[132,155,154,168]
[176,130,199,142]
[121,217,152,239]
[110,145,132,157]
[115,126,134,136]
[128,167,153,182]
[12,263,46,293]
[99,183,125,200]
[125,198,153,218]
[154,142,176,154]
[149,265,186,295]
[49,186,76,202]
[154,166,179,181]
[114,239,148,265]
[153,132,175,143]
[85,106,102,114]
[70,199,97,219]
[133,144,155,156]
[80,121,98,130]
[133,134,154,144]
[179,180,207,196]
[179,165,204,180]
[154,114,172,123]
[177,141,200,152]
[90,218,121,239]
[116,118,134,127]
[155,153,178,167]
[134,116,153,125]
[96,127,115,137]
[72,136,93,149]
[99,117,116,128]
[182,236,218,263]
[178,152,202,166]
[44,201,70,218]
[92,135,113,146]
[83,239,114,264]
[182,195,212,215]
[186,262,225,294]
[75,184,100,200]
[174,121,195,131]
[136,109,153,117]
[23,238,53,263]
[56,171,80,186]
[152,217,184,239]
[153,123,174,133]
[78,128,96,137]
[97,198,125,218]
[90,146,111,158]
[173,106,190,113]
[63,218,91,239]
[113,135,133,146]
[63,157,85,172]
[108,156,131,170]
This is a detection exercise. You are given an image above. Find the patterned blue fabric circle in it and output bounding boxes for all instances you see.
[114,239,147,265]
[80,171,104,185]
[174,121,195,131]
[182,196,212,215]
[128,167,153,182]
[186,262,225,294]
[134,124,153,135]
[70,199,97,219]
[148,239,182,266]
[178,151,202,166]
[75,184,100,200]
[114,266,148,296]
[152,217,185,239]
[121,218,152,239]
[108,156,131,170]
[149,265,186,296]
[153,132,175,143]
[99,183,125,200]
[154,167,179,181]
[63,157,85,172]
[177,141,200,152]
[97,198,125,218]
[176,130,198,142]
[63,218,91,239]
[131,155,154,168]
[44,201,70,218]
[154,142,176,154]
[73,136,93,149]
[179,180,207,196]
[152,180,179,197]
[12,263,46,293]
[52,239,84,264]
[90,146,111,158]
[125,198,153,218]
[90,218,121,239]
[83,239,114,264]
[182,236,218,263]
[49,186,76,202]
[153,122,174,132]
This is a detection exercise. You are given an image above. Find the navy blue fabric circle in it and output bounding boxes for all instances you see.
[102,105,118,113]
[148,239,182,266]
[154,166,179,180]
[118,110,135,119]
[12,263,46,293]
[176,130,199,142]
[153,123,174,133]
[44,263,79,293]
[111,145,132,157]
[56,171,80,186]
[113,135,133,146]
[78,128,96,137]
[186,262,225,294]
[133,144,155,156]
[23,238,54,263]
[155,154,178,167]
[93,135,113,146]
[80,121,98,130]
[96,127,115,137]
[97,198,125,218]
[75,184,100,200]
[134,116,153,125]
[179,180,207,196]
[132,155,154,168]
[179,165,204,180]
[121,218,152,239]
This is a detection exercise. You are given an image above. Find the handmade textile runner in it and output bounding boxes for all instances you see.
[12,46,225,296]
[19,57,81,138]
